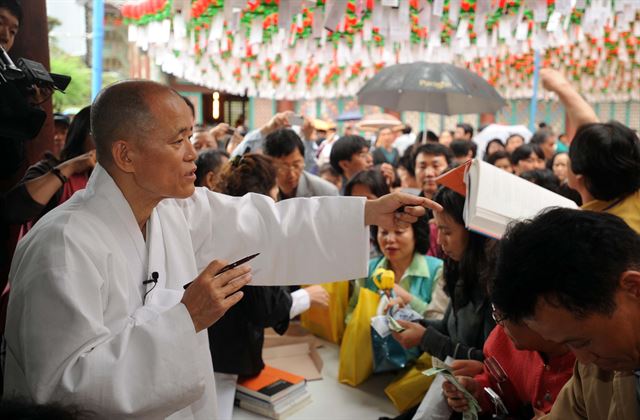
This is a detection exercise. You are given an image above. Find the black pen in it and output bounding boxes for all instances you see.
[183,253,260,290]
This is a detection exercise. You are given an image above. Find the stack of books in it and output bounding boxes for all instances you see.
[235,365,311,419]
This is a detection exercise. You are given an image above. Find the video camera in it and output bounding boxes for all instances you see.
[0,44,72,140]
[0,45,71,92]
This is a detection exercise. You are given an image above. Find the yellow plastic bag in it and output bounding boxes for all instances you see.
[300,281,350,344]
[338,287,380,386]
[384,353,435,412]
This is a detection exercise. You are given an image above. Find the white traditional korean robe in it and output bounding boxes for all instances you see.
[4,164,368,419]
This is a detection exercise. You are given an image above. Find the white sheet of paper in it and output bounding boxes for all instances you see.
[448,0,460,23]
[432,0,444,17]
[546,11,562,32]
[209,15,224,41]
[249,18,263,45]
[515,20,528,41]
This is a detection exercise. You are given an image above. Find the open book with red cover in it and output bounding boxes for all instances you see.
[237,365,306,403]
[435,159,578,239]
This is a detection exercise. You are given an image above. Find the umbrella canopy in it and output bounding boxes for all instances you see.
[357,62,506,115]
[473,124,533,160]
[355,113,403,132]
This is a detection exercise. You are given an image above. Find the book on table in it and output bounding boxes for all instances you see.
[236,364,306,404]
[235,387,312,420]
[436,159,579,239]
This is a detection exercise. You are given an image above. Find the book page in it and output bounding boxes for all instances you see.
[466,160,578,238]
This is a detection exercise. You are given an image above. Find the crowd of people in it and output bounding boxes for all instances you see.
[2,1,640,419]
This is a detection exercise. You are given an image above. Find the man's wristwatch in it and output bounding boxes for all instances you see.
[51,166,68,184]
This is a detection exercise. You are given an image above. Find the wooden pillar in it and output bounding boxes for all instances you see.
[9,1,53,167]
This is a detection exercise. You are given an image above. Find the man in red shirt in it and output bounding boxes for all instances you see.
[443,308,575,417]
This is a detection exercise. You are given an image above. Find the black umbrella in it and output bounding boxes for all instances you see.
[357,62,506,115]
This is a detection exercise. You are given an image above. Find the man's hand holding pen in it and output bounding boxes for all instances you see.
[180,259,252,333]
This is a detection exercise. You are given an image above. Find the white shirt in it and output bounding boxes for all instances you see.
[5,164,368,419]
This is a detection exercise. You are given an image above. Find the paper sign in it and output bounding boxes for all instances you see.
[432,0,444,17]
[362,18,373,41]
[278,0,293,30]
[448,0,460,24]
[515,20,529,41]
[313,9,324,38]
[546,11,562,32]
[208,15,224,41]
[249,18,263,45]
[419,1,431,26]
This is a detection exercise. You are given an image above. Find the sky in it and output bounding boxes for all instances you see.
[47,0,87,56]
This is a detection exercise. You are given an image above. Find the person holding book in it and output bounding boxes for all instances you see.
[392,187,495,379]
[209,153,331,419]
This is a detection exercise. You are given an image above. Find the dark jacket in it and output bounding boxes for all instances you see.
[372,147,400,167]
[208,286,292,377]
[418,280,494,361]
[4,156,60,225]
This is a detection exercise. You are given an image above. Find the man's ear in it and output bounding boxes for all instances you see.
[619,271,640,300]
[111,140,136,173]
[338,160,349,175]
[203,171,216,190]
